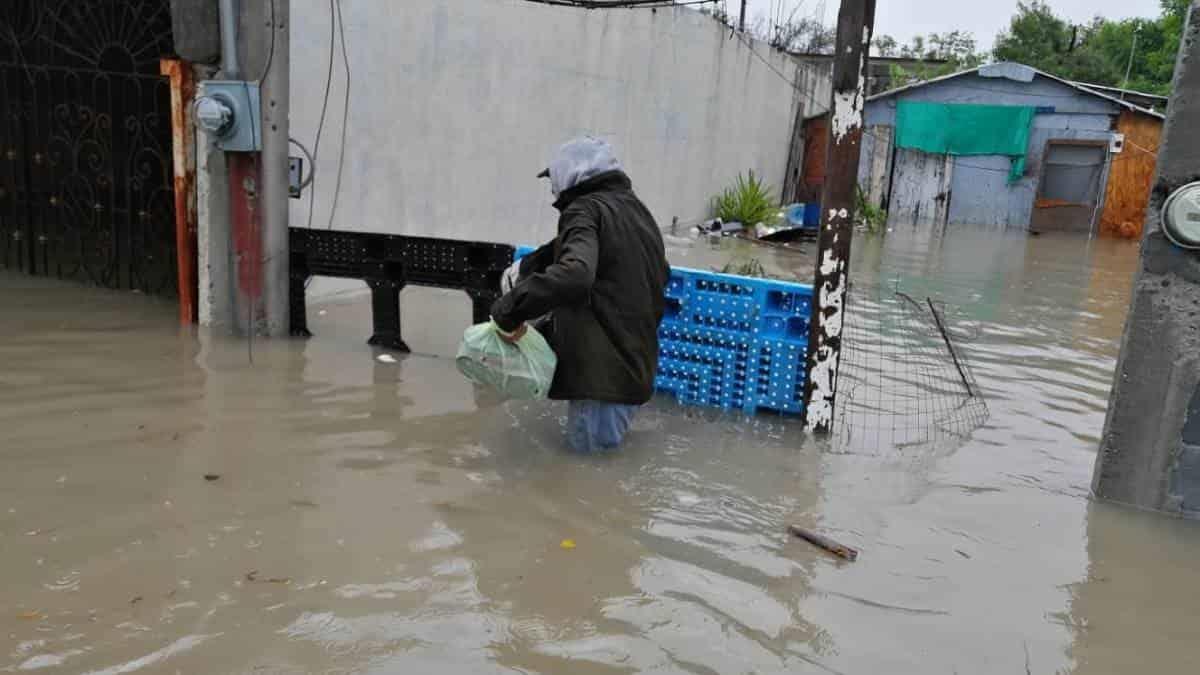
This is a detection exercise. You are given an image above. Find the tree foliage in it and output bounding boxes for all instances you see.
[701,0,1185,99]
[878,31,987,88]
[993,0,1186,97]
[770,16,836,54]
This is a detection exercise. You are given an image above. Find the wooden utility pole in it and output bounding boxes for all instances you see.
[739,0,747,32]
[802,0,876,433]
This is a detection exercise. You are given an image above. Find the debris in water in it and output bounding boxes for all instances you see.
[130,595,143,605]
[788,525,859,561]
[245,570,292,584]
[376,354,398,364]
[204,474,221,482]
[560,539,577,550]
[955,549,971,559]
[17,610,43,620]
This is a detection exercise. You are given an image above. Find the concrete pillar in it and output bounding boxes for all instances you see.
[169,0,221,65]
[195,65,233,331]
[1093,1,1200,517]
[194,0,289,335]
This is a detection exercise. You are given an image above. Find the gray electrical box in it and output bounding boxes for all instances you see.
[196,80,262,152]
[289,156,304,198]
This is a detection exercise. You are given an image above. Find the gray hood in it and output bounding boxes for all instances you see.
[545,137,622,197]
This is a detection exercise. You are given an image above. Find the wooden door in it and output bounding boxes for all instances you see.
[887,149,953,227]
[1031,141,1108,234]
[797,115,829,203]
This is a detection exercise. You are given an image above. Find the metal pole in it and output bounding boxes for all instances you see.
[218,0,240,78]
[160,59,198,326]
[802,0,876,434]
[1121,30,1138,94]
[926,297,973,398]
[260,0,290,336]
[1093,1,1200,517]
[739,0,747,32]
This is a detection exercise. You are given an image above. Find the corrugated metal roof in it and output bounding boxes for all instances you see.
[867,62,1165,120]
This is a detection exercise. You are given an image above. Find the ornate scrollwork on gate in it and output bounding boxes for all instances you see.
[0,0,176,296]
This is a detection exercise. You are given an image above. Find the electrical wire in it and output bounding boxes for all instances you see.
[241,80,259,150]
[305,0,336,230]
[289,137,315,190]
[729,22,845,114]
[259,0,277,82]
[1125,139,1159,156]
[326,0,351,230]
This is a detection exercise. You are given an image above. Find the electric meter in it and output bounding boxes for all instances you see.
[1162,182,1200,250]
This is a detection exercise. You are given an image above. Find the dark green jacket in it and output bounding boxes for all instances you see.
[491,171,669,404]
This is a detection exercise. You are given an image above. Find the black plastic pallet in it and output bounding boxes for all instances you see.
[289,228,514,351]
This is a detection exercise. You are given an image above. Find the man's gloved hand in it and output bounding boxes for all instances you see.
[500,260,522,294]
[497,322,527,344]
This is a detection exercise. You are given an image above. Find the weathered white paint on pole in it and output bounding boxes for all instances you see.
[803,1,876,434]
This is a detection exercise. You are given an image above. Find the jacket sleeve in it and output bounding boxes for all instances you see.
[491,211,599,332]
[517,240,556,277]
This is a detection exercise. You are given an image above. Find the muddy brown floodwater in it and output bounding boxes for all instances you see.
[3,225,1200,674]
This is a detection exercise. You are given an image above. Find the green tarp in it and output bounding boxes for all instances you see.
[895,102,1037,183]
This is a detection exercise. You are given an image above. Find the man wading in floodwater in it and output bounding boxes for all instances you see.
[491,137,670,453]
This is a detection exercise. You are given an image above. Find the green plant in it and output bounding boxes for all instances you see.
[855,184,886,232]
[713,171,779,227]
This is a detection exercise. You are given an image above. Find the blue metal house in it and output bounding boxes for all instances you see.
[857,62,1164,233]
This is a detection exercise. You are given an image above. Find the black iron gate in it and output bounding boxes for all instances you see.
[0,0,177,296]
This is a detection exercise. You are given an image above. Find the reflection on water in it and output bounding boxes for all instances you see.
[3,226,1199,674]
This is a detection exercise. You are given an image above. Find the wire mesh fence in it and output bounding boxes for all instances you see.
[834,282,990,455]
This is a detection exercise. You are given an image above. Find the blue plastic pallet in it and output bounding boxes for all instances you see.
[661,267,811,414]
[512,247,813,415]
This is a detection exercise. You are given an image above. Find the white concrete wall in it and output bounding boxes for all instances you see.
[288,0,807,246]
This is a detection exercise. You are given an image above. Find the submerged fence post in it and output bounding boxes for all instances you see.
[1093,1,1200,517]
[802,0,876,434]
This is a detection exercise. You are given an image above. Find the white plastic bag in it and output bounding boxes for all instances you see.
[455,321,557,400]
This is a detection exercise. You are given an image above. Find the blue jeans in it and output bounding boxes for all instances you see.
[567,400,639,453]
